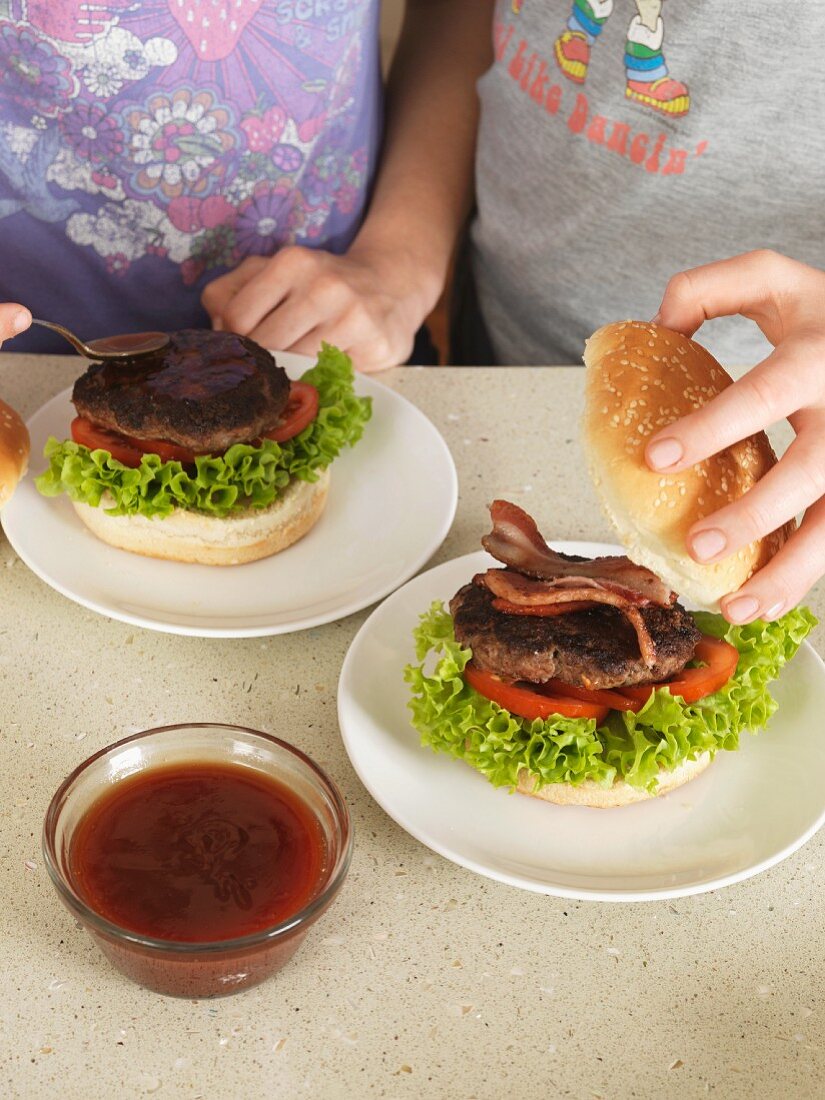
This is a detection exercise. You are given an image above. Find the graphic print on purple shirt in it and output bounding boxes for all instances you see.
[0,1,380,351]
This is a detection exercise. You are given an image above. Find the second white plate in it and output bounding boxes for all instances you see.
[338,547,825,901]
[2,355,457,636]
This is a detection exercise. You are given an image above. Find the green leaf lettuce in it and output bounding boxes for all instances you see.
[36,343,371,519]
[404,603,817,793]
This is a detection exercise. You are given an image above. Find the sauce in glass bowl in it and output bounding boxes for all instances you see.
[70,762,327,943]
[43,724,351,998]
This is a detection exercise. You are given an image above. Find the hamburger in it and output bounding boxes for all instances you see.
[406,321,816,808]
[36,330,371,565]
[0,397,30,509]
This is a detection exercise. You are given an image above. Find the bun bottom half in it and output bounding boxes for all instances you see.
[0,397,30,509]
[516,751,712,809]
[72,468,330,565]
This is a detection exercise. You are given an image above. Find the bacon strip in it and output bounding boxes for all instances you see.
[479,569,659,669]
[490,599,593,617]
[480,569,653,607]
[482,500,674,606]
[617,607,657,668]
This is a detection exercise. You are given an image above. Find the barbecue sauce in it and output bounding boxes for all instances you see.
[85,330,260,402]
[69,762,327,943]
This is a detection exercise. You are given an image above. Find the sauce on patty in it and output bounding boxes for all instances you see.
[87,330,259,401]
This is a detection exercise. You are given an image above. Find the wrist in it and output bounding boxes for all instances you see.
[348,228,447,324]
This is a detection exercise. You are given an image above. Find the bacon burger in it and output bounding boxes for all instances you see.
[406,322,815,808]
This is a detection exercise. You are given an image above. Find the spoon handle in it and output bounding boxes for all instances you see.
[30,319,89,356]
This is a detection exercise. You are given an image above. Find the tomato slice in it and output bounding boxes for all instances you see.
[618,634,739,706]
[464,662,609,723]
[491,599,594,616]
[141,437,198,464]
[265,381,319,443]
[71,417,197,467]
[542,678,641,713]
[71,417,146,468]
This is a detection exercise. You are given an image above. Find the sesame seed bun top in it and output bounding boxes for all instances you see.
[582,320,793,609]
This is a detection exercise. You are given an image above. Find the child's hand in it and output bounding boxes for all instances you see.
[646,250,825,623]
[0,304,31,349]
[201,243,434,372]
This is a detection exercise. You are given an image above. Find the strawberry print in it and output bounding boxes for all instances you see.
[240,106,286,154]
[167,0,263,63]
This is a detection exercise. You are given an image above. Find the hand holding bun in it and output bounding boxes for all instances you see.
[0,397,29,509]
[646,251,825,623]
[583,320,793,610]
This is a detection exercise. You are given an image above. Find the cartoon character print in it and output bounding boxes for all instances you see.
[518,0,690,117]
[0,2,372,285]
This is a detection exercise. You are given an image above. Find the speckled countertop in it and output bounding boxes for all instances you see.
[0,356,822,1100]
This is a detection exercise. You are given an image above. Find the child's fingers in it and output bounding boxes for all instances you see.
[0,303,32,345]
[200,256,267,326]
[290,316,402,372]
[247,278,352,351]
[654,249,792,338]
[721,493,825,623]
[216,248,325,336]
[645,339,820,472]
[686,424,825,563]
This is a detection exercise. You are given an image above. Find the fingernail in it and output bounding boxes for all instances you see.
[690,528,727,562]
[724,595,760,623]
[763,600,785,621]
[651,312,662,325]
[213,316,223,332]
[11,309,30,335]
[647,437,684,470]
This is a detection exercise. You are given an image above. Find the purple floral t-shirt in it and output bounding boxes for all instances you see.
[0,1,380,352]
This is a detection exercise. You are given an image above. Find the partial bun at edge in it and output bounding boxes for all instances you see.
[0,397,30,509]
[72,468,330,565]
[583,320,793,610]
[517,751,712,808]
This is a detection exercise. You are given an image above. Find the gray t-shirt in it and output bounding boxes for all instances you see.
[471,0,825,366]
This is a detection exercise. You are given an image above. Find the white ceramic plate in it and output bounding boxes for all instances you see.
[2,354,457,637]
[338,546,825,901]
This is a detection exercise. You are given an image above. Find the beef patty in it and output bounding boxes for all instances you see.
[72,329,291,452]
[450,581,700,690]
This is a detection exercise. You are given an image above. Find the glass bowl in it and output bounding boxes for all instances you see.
[43,723,352,998]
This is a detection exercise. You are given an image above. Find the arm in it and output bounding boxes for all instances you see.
[347,0,495,341]
[646,250,825,622]
[202,0,494,370]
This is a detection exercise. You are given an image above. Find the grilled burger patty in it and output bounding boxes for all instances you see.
[72,329,291,452]
[450,581,701,690]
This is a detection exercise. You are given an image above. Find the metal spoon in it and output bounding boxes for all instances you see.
[31,318,169,360]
